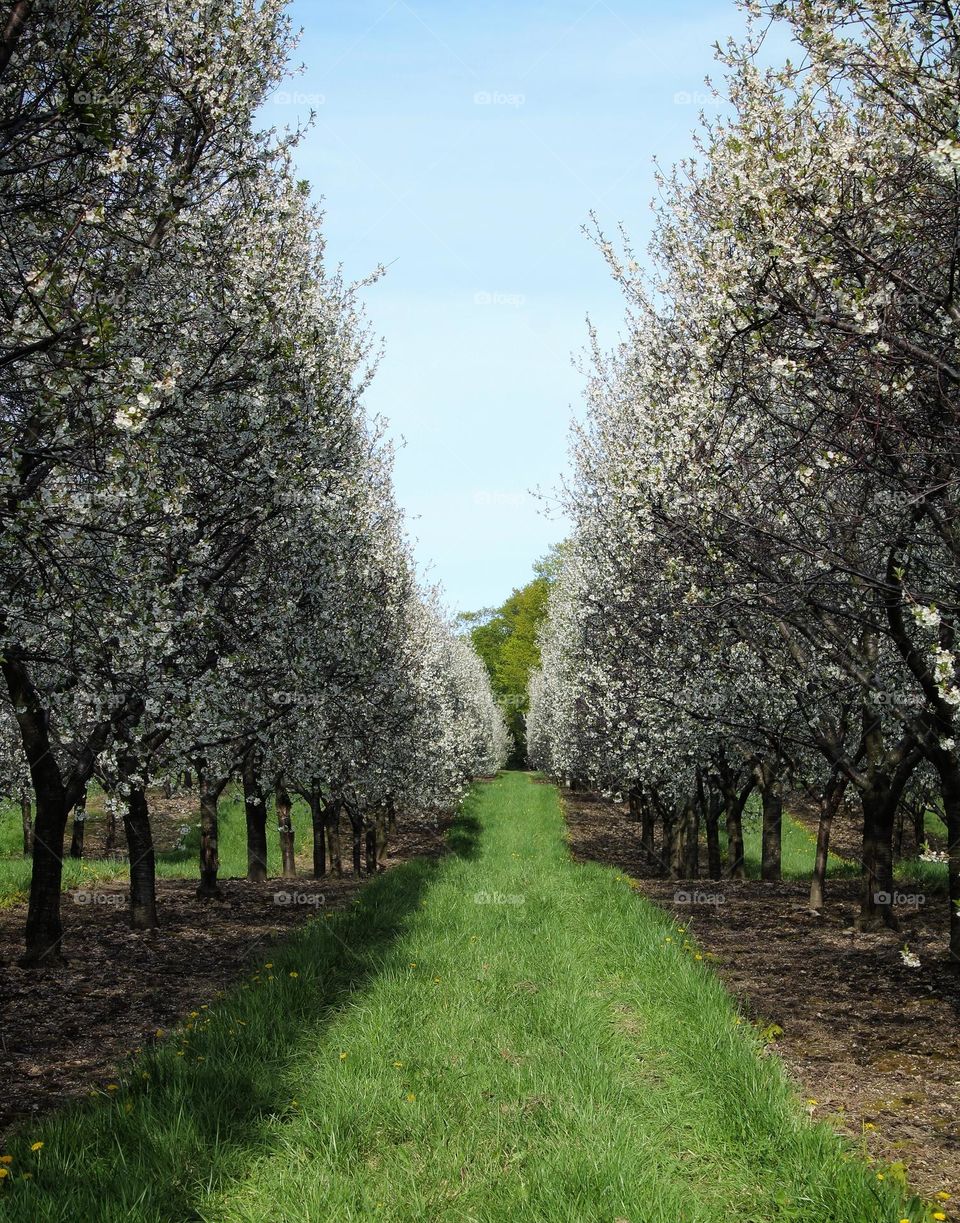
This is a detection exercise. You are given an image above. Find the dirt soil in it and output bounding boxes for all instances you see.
[562,788,960,1213]
[0,813,454,1140]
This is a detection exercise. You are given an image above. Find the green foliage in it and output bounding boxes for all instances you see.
[459,548,560,763]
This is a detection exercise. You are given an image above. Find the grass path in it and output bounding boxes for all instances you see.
[0,774,922,1221]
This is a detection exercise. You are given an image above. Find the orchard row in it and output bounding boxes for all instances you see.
[0,0,509,967]
[528,0,960,955]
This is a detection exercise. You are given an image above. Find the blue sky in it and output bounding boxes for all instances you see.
[261,0,747,614]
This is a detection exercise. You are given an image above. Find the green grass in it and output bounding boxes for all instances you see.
[0,773,923,1222]
[728,797,948,893]
[730,797,860,882]
[0,790,318,907]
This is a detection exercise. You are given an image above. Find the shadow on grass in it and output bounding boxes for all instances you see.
[0,804,485,1222]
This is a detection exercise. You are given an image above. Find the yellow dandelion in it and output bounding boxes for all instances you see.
[0,1169,8,1180]
[876,1173,884,1181]
[289,971,299,979]
[155,1029,165,1039]
[807,1099,818,1106]
[264,963,273,969]
[864,1122,875,1131]
[433,977,441,984]
[29,1143,43,1152]
[936,1193,951,1201]
[393,1061,404,1068]
[406,1093,416,1102]
[106,1085,119,1093]
[694,953,703,961]
[0,1156,12,1165]
[339,1051,349,1061]
[409,962,417,968]
[933,1214,947,1222]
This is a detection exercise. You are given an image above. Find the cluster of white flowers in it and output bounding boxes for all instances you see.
[529,0,960,949]
[0,0,507,961]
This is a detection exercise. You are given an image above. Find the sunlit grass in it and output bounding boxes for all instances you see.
[0,774,922,1222]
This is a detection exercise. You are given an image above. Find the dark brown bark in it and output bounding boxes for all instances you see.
[327,800,343,877]
[0,0,32,76]
[308,787,327,879]
[103,795,118,855]
[124,785,157,929]
[68,788,87,859]
[857,780,899,930]
[347,807,363,876]
[810,772,848,912]
[705,789,723,881]
[639,791,655,866]
[753,759,782,883]
[375,809,388,869]
[365,819,377,874]
[3,657,69,966]
[275,779,296,879]
[936,758,960,963]
[20,788,32,856]
[720,774,753,880]
[242,750,268,883]
[196,771,224,899]
[386,794,397,855]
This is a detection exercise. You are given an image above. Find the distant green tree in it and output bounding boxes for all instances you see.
[459,547,562,765]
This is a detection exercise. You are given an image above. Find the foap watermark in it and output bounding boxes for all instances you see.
[867,690,925,710]
[473,290,526,308]
[673,888,725,907]
[473,89,525,107]
[672,90,722,107]
[273,890,326,908]
[474,890,525,906]
[73,890,126,908]
[874,890,926,909]
[270,89,325,106]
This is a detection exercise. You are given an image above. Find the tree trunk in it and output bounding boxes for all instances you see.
[196,772,224,899]
[936,758,960,963]
[242,750,268,883]
[639,793,655,867]
[661,807,675,880]
[20,788,32,856]
[386,794,397,855]
[309,787,326,879]
[722,781,751,880]
[753,760,782,883]
[103,795,118,855]
[68,789,87,859]
[348,808,363,876]
[20,775,69,966]
[365,819,377,875]
[327,801,343,876]
[705,790,722,881]
[375,809,388,869]
[276,779,296,879]
[124,784,157,929]
[913,802,926,856]
[809,773,847,912]
[856,781,898,930]
[671,800,696,879]
[761,789,782,882]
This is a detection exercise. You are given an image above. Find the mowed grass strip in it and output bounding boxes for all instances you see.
[0,773,920,1222]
